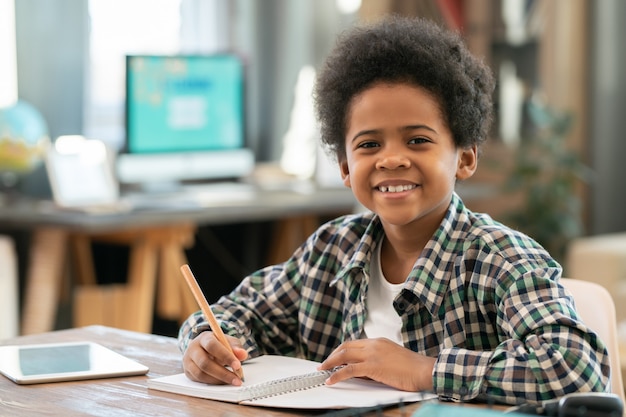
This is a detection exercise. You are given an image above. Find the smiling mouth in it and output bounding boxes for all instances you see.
[377,184,417,193]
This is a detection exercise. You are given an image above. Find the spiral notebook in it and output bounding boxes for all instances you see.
[147,355,435,409]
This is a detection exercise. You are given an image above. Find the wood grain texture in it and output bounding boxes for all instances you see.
[0,326,437,416]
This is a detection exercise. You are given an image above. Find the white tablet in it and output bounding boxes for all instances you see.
[45,137,120,209]
[0,341,149,384]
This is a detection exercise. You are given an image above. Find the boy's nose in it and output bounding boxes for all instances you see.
[376,147,411,170]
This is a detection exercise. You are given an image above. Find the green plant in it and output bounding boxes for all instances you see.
[503,99,592,262]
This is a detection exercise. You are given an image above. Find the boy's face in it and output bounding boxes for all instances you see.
[339,82,477,231]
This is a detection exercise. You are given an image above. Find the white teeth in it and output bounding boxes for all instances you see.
[378,184,416,193]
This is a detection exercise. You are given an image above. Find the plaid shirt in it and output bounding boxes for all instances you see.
[178,193,609,405]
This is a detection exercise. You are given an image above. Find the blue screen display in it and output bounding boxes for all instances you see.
[125,54,244,154]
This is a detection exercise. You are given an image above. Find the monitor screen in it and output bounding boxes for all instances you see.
[125,54,245,154]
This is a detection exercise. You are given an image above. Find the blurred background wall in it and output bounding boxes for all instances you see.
[589,0,626,234]
[11,0,626,239]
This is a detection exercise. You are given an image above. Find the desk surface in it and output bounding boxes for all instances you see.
[0,184,357,232]
[0,326,425,417]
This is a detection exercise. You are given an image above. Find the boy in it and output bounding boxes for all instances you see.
[178,16,609,405]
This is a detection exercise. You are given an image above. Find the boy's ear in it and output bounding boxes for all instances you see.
[339,159,351,188]
[456,145,478,180]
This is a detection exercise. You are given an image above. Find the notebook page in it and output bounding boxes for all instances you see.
[148,355,323,403]
[147,355,436,409]
[243,376,435,409]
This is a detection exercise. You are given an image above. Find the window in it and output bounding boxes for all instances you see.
[84,0,229,150]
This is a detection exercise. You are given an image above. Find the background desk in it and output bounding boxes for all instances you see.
[0,185,357,336]
[0,325,425,417]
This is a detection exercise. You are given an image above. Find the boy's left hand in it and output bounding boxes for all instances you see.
[318,338,436,392]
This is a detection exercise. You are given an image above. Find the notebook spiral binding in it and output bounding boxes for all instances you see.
[239,369,334,402]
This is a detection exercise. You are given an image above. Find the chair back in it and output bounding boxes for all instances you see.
[560,277,625,403]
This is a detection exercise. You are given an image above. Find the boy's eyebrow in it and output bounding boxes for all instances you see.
[350,124,438,143]
[403,124,438,134]
[350,129,379,143]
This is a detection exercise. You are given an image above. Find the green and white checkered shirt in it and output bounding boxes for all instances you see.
[178,193,609,405]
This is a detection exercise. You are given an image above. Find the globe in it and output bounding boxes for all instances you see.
[0,100,50,189]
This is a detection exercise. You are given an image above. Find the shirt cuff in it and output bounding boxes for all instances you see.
[433,347,490,401]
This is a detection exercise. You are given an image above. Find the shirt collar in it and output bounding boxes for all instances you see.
[332,193,470,318]
[405,192,470,317]
[330,212,383,286]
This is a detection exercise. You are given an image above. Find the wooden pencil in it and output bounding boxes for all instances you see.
[180,264,245,380]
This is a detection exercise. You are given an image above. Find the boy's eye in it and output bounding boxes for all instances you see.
[408,137,429,145]
[357,141,379,149]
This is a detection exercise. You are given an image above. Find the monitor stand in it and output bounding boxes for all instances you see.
[131,180,181,195]
[115,149,255,189]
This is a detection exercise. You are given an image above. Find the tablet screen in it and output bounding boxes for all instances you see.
[0,341,149,384]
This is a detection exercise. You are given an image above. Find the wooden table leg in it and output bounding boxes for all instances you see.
[266,215,319,265]
[21,227,68,335]
[70,234,97,286]
[124,237,158,332]
[72,224,196,333]
[157,225,197,323]
[0,235,18,339]
[73,236,159,333]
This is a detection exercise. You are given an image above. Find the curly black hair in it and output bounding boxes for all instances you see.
[313,15,495,161]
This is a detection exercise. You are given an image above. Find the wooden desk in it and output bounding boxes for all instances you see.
[0,185,356,335]
[0,325,425,417]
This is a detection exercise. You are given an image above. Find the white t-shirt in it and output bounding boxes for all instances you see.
[362,243,404,345]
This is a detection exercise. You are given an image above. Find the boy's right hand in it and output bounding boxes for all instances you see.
[182,331,248,385]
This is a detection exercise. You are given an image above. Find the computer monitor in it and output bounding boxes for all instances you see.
[117,54,254,189]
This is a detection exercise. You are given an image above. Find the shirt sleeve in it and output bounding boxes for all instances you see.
[432,267,611,404]
[177,214,361,359]
[177,231,320,357]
